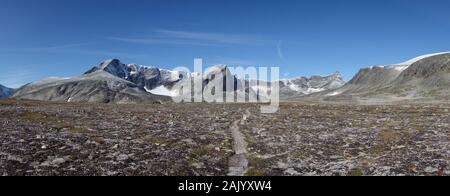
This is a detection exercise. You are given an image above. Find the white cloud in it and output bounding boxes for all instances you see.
[110,29,272,46]
[109,37,223,46]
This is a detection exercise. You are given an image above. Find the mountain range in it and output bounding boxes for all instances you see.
[10,59,345,103]
[304,52,450,103]
[5,51,450,103]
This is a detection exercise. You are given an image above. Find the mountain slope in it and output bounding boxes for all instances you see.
[386,53,450,99]
[85,59,186,93]
[13,71,169,104]
[276,72,346,99]
[0,84,14,98]
[306,52,450,102]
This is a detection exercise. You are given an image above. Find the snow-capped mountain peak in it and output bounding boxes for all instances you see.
[84,59,346,99]
[277,72,346,96]
[84,59,187,97]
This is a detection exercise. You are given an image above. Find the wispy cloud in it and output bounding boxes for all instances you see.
[156,29,260,45]
[277,40,286,61]
[66,49,146,58]
[0,68,36,88]
[109,37,223,47]
[0,43,144,58]
[109,29,272,46]
[0,43,90,53]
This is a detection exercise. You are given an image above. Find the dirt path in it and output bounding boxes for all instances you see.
[227,109,251,176]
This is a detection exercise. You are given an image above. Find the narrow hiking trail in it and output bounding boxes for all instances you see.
[227,109,252,176]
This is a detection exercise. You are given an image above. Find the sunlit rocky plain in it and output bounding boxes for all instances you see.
[0,99,448,176]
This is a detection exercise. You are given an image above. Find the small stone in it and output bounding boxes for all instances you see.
[191,162,205,169]
[51,158,66,165]
[106,171,118,176]
[182,138,196,145]
[7,155,24,163]
[277,161,288,169]
[424,167,438,173]
[116,154,129,161]
[285,168,300,175]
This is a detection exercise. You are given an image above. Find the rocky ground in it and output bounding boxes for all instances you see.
[0,99,448,176]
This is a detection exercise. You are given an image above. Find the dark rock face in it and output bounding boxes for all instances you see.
[134,67,162,90]
[85,59,184,92]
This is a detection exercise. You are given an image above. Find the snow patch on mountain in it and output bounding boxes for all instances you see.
[160,69,184,82]
[367,52,450,74]
[397,52,450,66]
[305,87,325,94]
[286,82,300,92]
[393,65,409,72]
[326,91,342,96]
[145,86,178,97]
[277,72,346,96]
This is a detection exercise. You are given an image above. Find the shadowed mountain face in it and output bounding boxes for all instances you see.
[0,84,14,98]
[305,53,450,103]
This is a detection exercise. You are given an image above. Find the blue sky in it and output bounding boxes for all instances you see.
[1,0,449,87]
